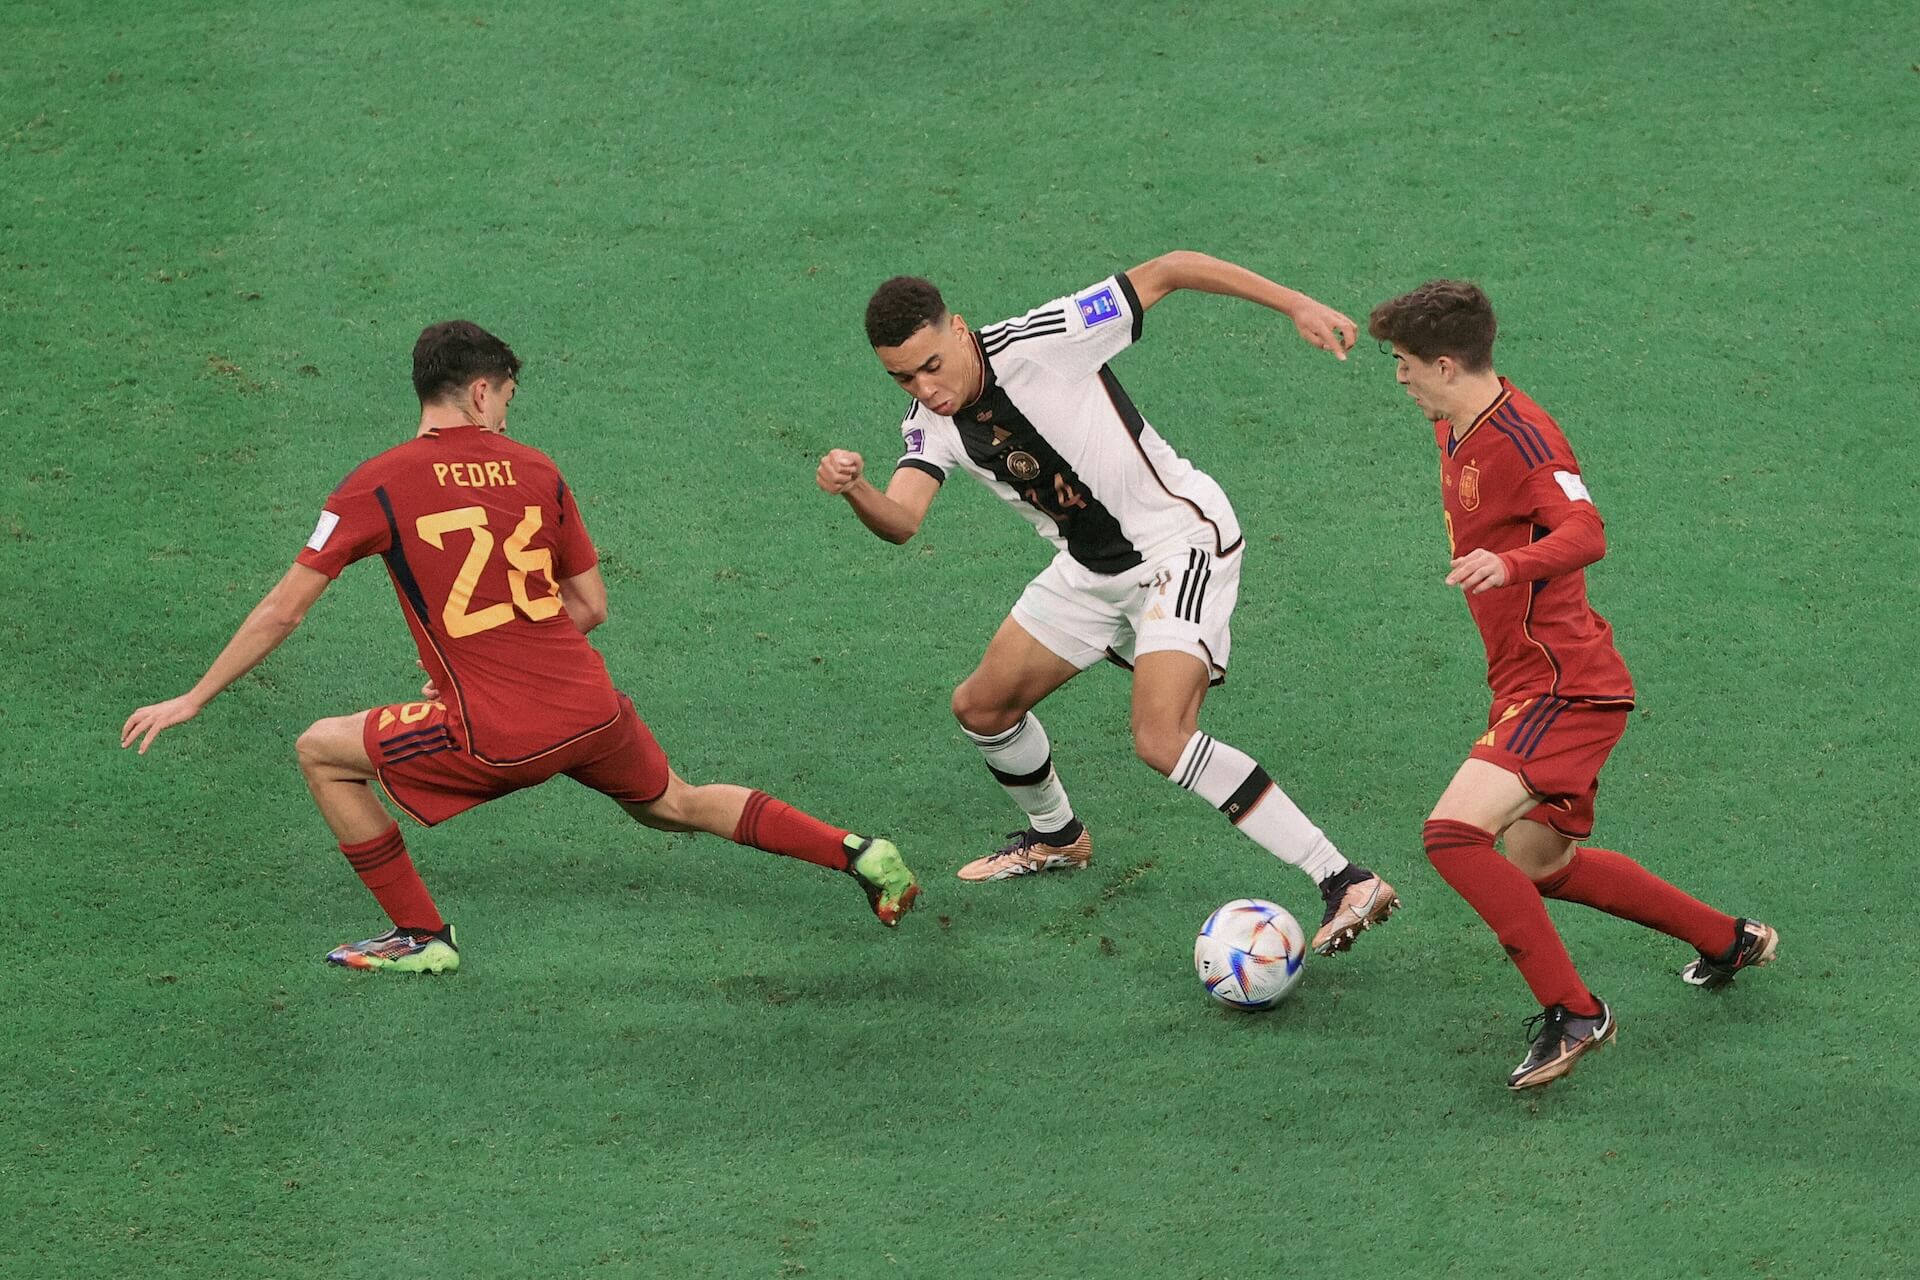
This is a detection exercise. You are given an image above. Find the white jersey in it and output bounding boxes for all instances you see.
[893,273,1242,575]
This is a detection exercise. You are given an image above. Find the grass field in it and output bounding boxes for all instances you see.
[6,2,1918,1276]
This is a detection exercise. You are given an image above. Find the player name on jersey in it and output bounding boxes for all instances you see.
[433,460,520,489]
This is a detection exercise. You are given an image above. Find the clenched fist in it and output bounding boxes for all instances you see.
[817,449,865,495]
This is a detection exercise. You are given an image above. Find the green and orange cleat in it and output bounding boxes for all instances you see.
[847,836,920,927]
[326,923,460,974]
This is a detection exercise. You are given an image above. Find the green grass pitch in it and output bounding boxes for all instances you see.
[5,2,1916,1275]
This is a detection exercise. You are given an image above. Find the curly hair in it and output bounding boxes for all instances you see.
[1367,280,1497,371]
[865,276,948,349]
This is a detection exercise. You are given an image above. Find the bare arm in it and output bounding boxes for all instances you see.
[1125,250,1358,360]
[559,565,610,634]
[121,563,332,754]
[816,449,941,545]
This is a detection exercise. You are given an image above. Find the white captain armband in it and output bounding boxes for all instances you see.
[306,509,340,551]
[1553,471,1592,503]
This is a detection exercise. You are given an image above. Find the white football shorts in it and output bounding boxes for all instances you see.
[1011,543,1242,682]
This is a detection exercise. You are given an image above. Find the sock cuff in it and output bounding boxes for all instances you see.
[1531,851,1582,894]
[339,823,403,856]
[963,714,1032,749]
[1421,818,1496,856]
[733,790,774,847]
[340,825,406,875]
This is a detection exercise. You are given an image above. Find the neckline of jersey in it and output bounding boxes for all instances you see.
[1447,378,1513,456]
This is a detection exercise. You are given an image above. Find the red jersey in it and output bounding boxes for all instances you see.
[1436,380,1634,706]
[296,425,620,763]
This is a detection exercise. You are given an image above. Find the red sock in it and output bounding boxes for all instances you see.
[1533,847,1738,955]
[339,824,444,932]
[1422,819,1598,1015]
[731,791,851,871]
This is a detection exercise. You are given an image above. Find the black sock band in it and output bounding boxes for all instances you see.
[1217,765,1272,824]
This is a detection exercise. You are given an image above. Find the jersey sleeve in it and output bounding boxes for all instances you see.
[982,272,1145,382]
[294,461,392,579]
[1498,459,1608,583]
[893,400,956,483]
[552,477,599,578]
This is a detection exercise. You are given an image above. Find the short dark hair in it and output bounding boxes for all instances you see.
[1367,280,1497,371]
[865,276,947,349]
[411,320,522,403]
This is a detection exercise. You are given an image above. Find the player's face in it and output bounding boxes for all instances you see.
[875,314,978,418]
[1390,347,1448,422]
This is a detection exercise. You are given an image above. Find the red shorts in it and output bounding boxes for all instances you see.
[363,693,670,827]
[1469,696,1631,839]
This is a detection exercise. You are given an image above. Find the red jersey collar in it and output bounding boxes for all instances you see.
[1446,378,1513,456]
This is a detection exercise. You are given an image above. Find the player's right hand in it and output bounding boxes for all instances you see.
[816,449,865,495]
[417,659,439,701]
[120,694,204,755]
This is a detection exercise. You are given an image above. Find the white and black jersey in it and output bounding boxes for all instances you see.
[893,272,1242,575]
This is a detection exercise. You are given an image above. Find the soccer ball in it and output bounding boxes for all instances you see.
[1194,898,1306,1010]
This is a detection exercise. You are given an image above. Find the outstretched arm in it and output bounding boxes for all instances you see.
[817,449,941,545]
[1125,250,1358,360]
[121,563,332,753]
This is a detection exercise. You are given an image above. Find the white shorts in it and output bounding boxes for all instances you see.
[1011,544,1242,682]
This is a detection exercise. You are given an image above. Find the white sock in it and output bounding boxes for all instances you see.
[1172,731,1348,882]
[963,713,1076,835]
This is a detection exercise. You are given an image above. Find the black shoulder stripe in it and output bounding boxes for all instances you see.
[982,308,1067,338]
[982,321,1069,355]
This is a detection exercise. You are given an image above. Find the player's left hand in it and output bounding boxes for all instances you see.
[1289,297,1359,361]
[120,694,204,755]
[418,659,438,701]
[1446,548,1510,594]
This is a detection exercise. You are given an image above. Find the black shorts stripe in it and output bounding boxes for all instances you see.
[1189,556,1212,623]
[1512,698,1571,758]
[384,740,457,766]
[1174,549,1212,623]
[380,725,451,749]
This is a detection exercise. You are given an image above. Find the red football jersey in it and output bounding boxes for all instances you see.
[1435,380,1635,705]
[296,425,620,763]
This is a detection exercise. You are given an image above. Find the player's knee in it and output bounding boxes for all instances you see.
[294,721,332,774]
[951,683,1020,737]
[1131,722,1187,777]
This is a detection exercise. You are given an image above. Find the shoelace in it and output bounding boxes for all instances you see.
[1520,1006,1570,1045]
